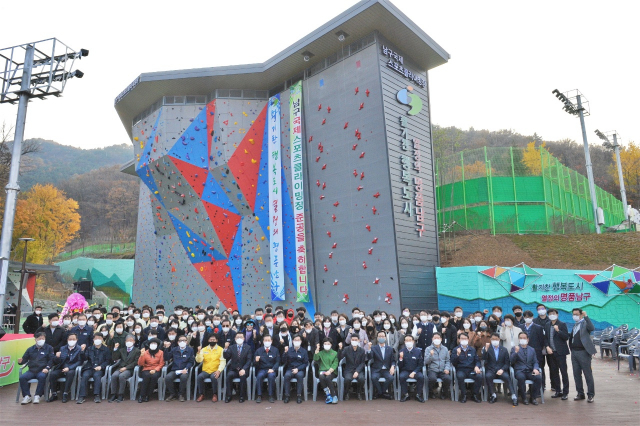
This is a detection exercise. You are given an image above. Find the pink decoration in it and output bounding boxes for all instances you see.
[60,293,90,317]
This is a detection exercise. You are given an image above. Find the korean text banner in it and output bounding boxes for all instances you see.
[268,95,285,301]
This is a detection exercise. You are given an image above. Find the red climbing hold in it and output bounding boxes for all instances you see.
[357,185,363,191]
[318,104,322,111]
[362,261,367,269]
[322,182,326,190]
[355,87,359,95]
[359,152,365,159]
[308,136,313,143]
[322,164,327,170]
[359,102,364,110]
[344,122,349,129]
[331,214,336,222]
[332,242,337,249]
[373,192,380,198]
[316,180,320,187]
[329,252,333,259]
[343,294,349,303]
[319,195,325,200]
[194,207,199,214]
[372,206,377,214]
[322,118,326,125]
[374,277,380,284]
[315,156,320,162]
[324,265,328,272]
[365,224,371,232]
[353,169,358,177]
[365,89,370,97]
[327,106,331,113]
[327,231,332,237]
[368,248,373,255]
[360,172,365,180]
[333,280,338,286]
[352,144,358,150]
[318,143,323,152]
[333,201,339,207]
[372,237,378,244]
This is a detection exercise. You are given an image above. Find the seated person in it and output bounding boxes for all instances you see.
[70,314,93,348]
[195,334,226,402]
[397,335,425,402]
[510,331,542,405]
[254,334,280,403]
[47,332,84,403]
[424,332,452,399]
[450,332,482,403]
[339,333,366,400]
[137,338,164,403]
[163,335,195,402]
[36,313,66,352]
[313,337,339,404]
[223,332,252,403]
[77,333,111,404]
[108,334,140,402]
[367,330,395,400]
[18,332,54,405]
[482,332,517,406]
[282,334,309,404]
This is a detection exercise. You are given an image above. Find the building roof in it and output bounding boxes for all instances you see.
[9,261,59,275]
[114,0,449,139]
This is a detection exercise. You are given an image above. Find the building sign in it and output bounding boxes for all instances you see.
[381,45,426,88]
[289,81,309,303]
[268,95,284,301]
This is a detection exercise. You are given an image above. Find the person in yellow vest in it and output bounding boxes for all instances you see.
[195,334,226,402]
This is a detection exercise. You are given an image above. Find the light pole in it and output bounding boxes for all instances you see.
[0,39,87,326]
[13,237,34,334]
[595,130,629,223]
[552,89,600,234]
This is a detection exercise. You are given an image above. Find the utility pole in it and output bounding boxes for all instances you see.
[612,133,628,222]
[576,94,600,234]
[14,238,34,334]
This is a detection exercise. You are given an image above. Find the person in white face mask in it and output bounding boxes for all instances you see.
[521,310,548,389]
[77,334,111,404]
[163,336,196,402]
[499,314,522,352]
[18,332,53,405]
[450,332,482,403]
[340,334,367,400]
[568,308,595,402]
[109,334,141,402]
[70,314,94,349]
[544,308,570,400]
[137,338,165,403]
[313,337,339,404]
[223,334,252,403]
[511,332,542,405]
[47,332,83,403]
[481,332,517,406]
[37,313,66,352]
[424,332,452,400]
[23,305,44,334]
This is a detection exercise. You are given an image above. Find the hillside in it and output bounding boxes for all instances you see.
[441,232,640,270]
[18,139,133,189]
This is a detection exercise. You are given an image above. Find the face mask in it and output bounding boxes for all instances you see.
[99,331,108,337]
[170,323,178,329]
[104,319,112,325]
[491,340,500,347]
[213,320,221,326]
[493,312,502,318]
[573,315,580,322]
[339,320,346,326]
[381,315,387,320]
[175,310,182,316]
[158,316,164,321]
[205,321,212,326]
[168,335,176,341]
[323,322,331,328]
[94,339,103,346]
[127,321,134,327]
[479,326,487,331]
[116,328,123,333]
[361,320,368,327]
[150,322,158,328]
[390,318,395,324]
[383,324,391,330]
[222,327,230,333]
[64,320,71,326]
[519,339,528,346]
[143,313,150,318]
[293,340,301,348]
[514,311,522,317]
[36,339,45,346]
[463,323,470,330]
[236,339,244,345]
[378,337,386,344]
[432,317,440,323]
[538,309,547,316]
[264,321,273,328]
[78,320,87,327]
[188,319,195,325]
[504,320,512,327]
[432,339,441,346]
[68,340,77,347]
[475,316,482,322]
[256,315,263,321]
[305,327,313,333]
[280,331,288,336]
[420,315,428,322]
[135,329,142,334]
[405,342,414,349]
[331,316,338,322]
[235,319,242,325]
[178,341,187,349]
[35,310,42,315]
[354,324,361,330]
[134,314,141,319]
[460,340,468,347]
[403,311,410,317]
[182,315,189,320]
[455,312,463,318]
[87,321,95,327]
[197,315,205,320]
[198,326,205,332]
[524,318,533,324]
[260,341,270,349]
[323,344,332,351]
[149,343,158,350]
[125,341,134,348]
[374,316,381,322]
[401,323,408,329]
[51,320,59,327]
[72,319,78,324]
[277,317,284,323]
[128,310,133,315]
[548,314,558,321]
[469,318,476,324]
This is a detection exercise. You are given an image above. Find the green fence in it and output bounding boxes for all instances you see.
[56,242,136,261]
[436,147,626,234]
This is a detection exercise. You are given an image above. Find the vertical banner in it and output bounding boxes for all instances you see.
[289,81,309,303]
[268,95,285,301]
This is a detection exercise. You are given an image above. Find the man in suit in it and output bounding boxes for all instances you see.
[569,308,595,403]
[522,310,547,388]
[164,335,195,402]
[282,334,308,403]
[368,330,396,400]
[544,308,570,400]
[17,332,54,404]
[482,332,517,405]
[47,332,84,403]
[108,334,140,402]
[451,333,482,403]
[223,331,252,403]
[37,313,67,352]
[77,333,111,404]
[339,333,366,400]
[217,319,237,350]
[256,314,277,348]
[416,310,438,350]
[510,331,542,405]
[254,334,280,403]
[398,335,425,402]
[301,320,320,353]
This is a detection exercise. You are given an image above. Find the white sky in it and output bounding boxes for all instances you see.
[0,0,638,150]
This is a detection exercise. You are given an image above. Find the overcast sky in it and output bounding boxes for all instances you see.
[1,0,638,150]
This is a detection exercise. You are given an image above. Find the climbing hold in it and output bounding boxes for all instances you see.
[308,136,313,143]
[372,237,378,244]
[333,279,338,286]
[318,104,322,111]
[319,195,325,200]
[359,152,365,159]
[327,106,331,113]
[324,264,328,272]
[353,169,358,177]
[374,277,380,284]
[329,252,333,259]
[332,242,337,249]
[365,89,370,97]
[343,294,349,304]
[368,247,373,255]
[327,231,332,237]
[362,261,367,269]
[316,156,320,162]
[333,201,339,207]
[360,172,365,180]
[318,143,323,152]
[372,206,377,215]
[322,164,327,170]
[365,224,371,232]
[373,192,380,198]
[331,214,336,222]
[322,118,326,125]
[357,185,363,191]
[316,180,321,187]
[359,102,364,110]
[352,144,358,150]
[354,87,359,95]
[344,122,349,129]
[322,182,326,190]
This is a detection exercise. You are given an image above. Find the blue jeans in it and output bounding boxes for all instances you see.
[255,369,277,396]
[20,370,47,397]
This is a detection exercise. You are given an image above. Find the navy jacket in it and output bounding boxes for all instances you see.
[144,324,166,341]
[82,344,111,372]
[53,344,84,371]
[481,345,510,373]
[223,344,252,372]
[367,344,396,374]
[36,325,67,352]
[398,346,423,374]
[69,325,93,347]
[254,345,280,371]
[544,320,570,357]
[510,345,539,373]
[20,343,54,372]
[521,322,545,356]
[450,345,480,371]
[282,347,308,371]
[165,346,195,371]
[416,322,437,349]
[217,330,237,348]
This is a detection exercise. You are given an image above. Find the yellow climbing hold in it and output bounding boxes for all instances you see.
[251,158,257,164]
[134,137,139,141]
[255,216,259,220]
[244,149,249,154]
[258,257,263,264]
[242,112,248,117]
[261,236,265,241]
[249,139,254,144]
[234,121,237,125]
[186,231,191,237]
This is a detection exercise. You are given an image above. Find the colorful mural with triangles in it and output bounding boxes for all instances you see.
[479,263,542,293]
[576,264,640,296]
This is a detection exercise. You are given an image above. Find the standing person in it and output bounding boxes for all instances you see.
[521,310,546,389]
[438,313,458,351]
[253,334,279,403]
[510,332,542,405]
[545,308,570,400]
[108,334,140,402]
[568,309,595,403]
[195,334,226,402]
[368,331,396,400]
[397,335,425,402]
[77,333,111,404]
[499,314,522,352]
[339,333,366,400]
[450,333,482,403]
[313,337,339,404]
[416,310,437,350]
[482,333,517,406]
[424,332,452,400]
[282,334,309,404]
[23,306,44,334]
[533,303,552,389]
[37,313,67,352]
[18,332,54,405]
[47,332,84,403]
[512,305,525,326]
[164,335,195,402]
[136,338,164,403]
[223,332,252,403]
[471,320,491,352]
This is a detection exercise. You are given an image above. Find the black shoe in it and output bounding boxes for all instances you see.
[256,396,262,403]
[574,394,586,401]
[372,393,378,400]
[283,395,290,403]
[138,396,143,403]
[587,396,594,403]
[165,394,176,402]
[344,391,350,401]
[473,394,482,403]
[440,392,447,400]
[532,399,539,405]
[225,396,232,403]
[47,394,58,403]
[297,395,303,404]
[357,393,363,401]
[108,394,117,403]
[143,396,149,402]
[416,395,425,403]
[383,393,394,400]
[489,395,497,404]
[512,398,518,406]
[94,395,101,403]
[400,394,409,402]
[460,394,467,403]
[77,397,85,404]
[551,392,563,398]
[523,399,530,405]
[269,396,275,403]
[239,397,245,403]
[428,391,435,399]
[116,395,124,403]
[561,394,568,400]
[62,393,69,403]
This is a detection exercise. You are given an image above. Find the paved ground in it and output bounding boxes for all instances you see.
[0,356,638,425]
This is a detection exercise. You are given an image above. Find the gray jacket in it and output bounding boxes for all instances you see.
[424,344,451,373]
[569,316,596,356]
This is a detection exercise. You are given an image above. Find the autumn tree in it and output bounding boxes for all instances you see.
[609,141,640,208]
[522,141,545,175]
[10,184,80,264]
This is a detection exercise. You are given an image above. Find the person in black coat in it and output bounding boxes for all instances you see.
[481,333,517,405]
[217,319,237,350]
[301,321,320,353]
[47,333,84,402]
[253,334,280,402]
[544,308,570,399]
[23,306,44,334]
[319,317,341,351]
[438,313,458,351]
[223,332,252,402]
[339,333,367,400]
[521,311,547,388]
[164,335,195,401]
[397,335,425,402]
[77,334,111,403]
[143,317,165,341]
[367,331,396,399]
[450,333,482,403]
[37,313,67,352]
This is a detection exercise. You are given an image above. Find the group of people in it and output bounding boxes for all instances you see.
[17,302,597,407]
